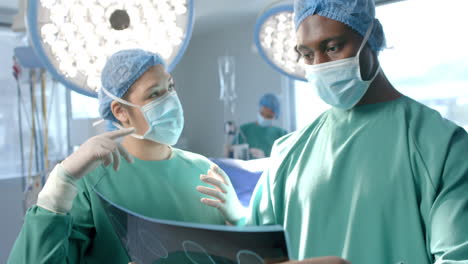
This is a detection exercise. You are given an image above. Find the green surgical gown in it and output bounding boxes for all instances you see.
[8,148,225,264]
[235,122,288,157]
[247,96,468,263]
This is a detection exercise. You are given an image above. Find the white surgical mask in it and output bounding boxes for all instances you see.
[257,113,273,127]
[304,20,380,110]
[101,87,184,146]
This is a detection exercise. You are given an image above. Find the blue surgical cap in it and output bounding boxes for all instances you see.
[294,0,386,52]
[105,120,118,131]
[259,93,280,119]
[98,49,166,123]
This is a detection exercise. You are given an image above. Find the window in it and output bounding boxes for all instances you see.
[377,0,468,130]
[294,0,468,131]
[294,80,330,130]
[71,90,100,119]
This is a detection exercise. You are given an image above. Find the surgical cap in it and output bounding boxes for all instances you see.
[98,49,166,122]
[294,0,386,52]
[259,93,280,119]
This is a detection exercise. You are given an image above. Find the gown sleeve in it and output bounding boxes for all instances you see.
[246,137,290,226]
[7,177,96,264]
[428,128,468,263]
[247,169,278,226]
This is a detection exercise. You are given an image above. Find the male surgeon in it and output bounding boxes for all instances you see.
[198,0,468,263]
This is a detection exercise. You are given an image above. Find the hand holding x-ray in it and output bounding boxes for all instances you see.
[197,165,247,224]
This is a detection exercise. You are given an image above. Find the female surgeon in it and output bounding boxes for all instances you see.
[7,49,226,263]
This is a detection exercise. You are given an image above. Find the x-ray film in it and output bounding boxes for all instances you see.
[95,190,290,264]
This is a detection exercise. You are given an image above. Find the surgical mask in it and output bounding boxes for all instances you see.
[101,88,184,145]
[257,113,273,127]
[304,20,380,110]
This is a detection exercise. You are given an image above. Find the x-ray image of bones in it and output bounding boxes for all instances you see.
[183,240,216,264]
[95,190,290,264]
[139,229,169,258]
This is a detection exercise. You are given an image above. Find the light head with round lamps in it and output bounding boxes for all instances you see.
[254,4,306,82]
[27,0,194,97]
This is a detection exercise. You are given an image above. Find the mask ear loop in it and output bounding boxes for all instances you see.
[101,87,140,108]
[356,20,381,81]
[93,87,141,127]
[356,20,375,58]
[98,87,146,139]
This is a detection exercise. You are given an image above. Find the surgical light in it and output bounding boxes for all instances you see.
[254,4,306,81]
[27,0,194,97]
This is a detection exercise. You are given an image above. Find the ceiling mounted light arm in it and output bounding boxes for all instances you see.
[254,4,306,82]
[26,0,194,98]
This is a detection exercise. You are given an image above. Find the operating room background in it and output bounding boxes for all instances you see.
[2,0,468,262]
[0,1,289,261]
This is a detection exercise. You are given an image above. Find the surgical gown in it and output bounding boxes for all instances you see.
[8,148,225,264]
[248,96,468,263]
[235,122,288,157]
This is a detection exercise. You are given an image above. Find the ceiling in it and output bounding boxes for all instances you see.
[0,0,401,33]
[0,0,286,33]
[193,0,288,35]
[192,0,403,34]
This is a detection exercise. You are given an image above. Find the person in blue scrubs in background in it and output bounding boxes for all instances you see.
[198,0,468,263]
[234,93,288,159]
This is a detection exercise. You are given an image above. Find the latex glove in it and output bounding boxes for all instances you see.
[62,127,135,179]
[197,165,247,225]
[37,127,135,214]
[249,148,266,159]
